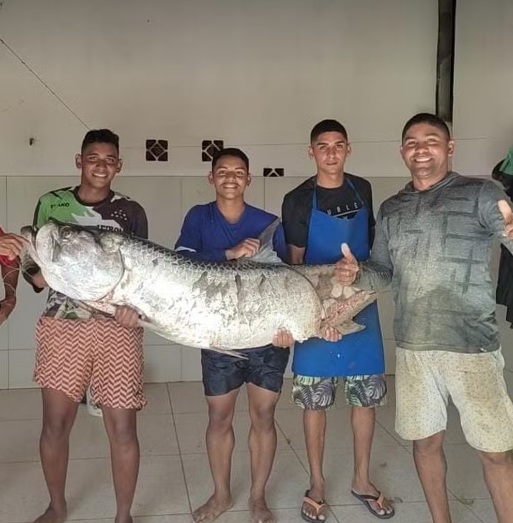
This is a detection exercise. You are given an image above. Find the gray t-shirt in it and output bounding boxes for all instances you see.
[359,171,513,353]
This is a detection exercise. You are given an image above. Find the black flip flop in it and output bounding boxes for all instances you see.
[351,490,395,519]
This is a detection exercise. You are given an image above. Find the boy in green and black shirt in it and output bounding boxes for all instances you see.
[26,129,147,523]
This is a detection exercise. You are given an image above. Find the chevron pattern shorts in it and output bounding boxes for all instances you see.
[34,316,146,410]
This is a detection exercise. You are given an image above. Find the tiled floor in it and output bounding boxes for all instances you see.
[1,375,506,523]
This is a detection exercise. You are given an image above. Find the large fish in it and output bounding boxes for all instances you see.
[20,221,376,353]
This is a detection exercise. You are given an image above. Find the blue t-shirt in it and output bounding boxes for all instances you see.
[175,202,287,263]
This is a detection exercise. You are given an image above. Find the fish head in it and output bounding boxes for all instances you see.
[20,221,125,300]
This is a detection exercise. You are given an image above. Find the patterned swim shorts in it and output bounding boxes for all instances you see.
[34,316,146,410]
[292,374,387,410]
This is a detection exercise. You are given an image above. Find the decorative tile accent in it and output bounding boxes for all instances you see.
[263,168,285,177]
[146,139,168,162]
[201,140,224,162]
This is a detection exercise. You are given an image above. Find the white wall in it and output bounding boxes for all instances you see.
[0,0,437,178]
[453,0,513,175]
[0,0,444,387]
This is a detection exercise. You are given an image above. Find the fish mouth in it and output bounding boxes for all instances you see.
[20,225,55,263]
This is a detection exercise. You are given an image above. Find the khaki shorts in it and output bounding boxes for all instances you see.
[395,347,513,452]
[34,316,146,410]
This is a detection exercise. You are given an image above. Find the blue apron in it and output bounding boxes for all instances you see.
[292,178,385,377]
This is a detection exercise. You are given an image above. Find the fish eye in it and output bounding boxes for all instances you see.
[60,227,73,240]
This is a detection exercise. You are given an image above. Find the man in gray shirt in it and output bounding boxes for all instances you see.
[338,113,513,523]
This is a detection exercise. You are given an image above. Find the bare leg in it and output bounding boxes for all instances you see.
[247,383,281,523]
[479,450,513,523]
[302,409,327,521]
[350,406,393,516]
[413,432,452,523]
[192,389,239,523]
[33,388,79,523]
[102,406,139,523]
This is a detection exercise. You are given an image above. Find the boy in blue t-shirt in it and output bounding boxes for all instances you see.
[175,148,291,523]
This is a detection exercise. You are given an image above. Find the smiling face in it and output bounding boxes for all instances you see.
[208,155,251,201]
[400,122,455,190]
[309,131,351,184]
[76,141,122,192]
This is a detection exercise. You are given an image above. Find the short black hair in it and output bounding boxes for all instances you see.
[81,129,120,153]
[310,119,348,143]
[401,113,451,142]
[211,148,249,171]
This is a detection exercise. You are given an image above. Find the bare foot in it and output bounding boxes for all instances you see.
[33,505,67,523]
[114,516,133,523]
[192,494,234,523]
[351,481,394,518]
[249,497,275,523]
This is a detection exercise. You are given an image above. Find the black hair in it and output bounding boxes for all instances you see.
[401,113,451,142]
[211,147,249,171]
[310,119,348,143]
[81,129,120,153]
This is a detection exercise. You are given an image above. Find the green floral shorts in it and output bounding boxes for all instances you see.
[292,374,387,410]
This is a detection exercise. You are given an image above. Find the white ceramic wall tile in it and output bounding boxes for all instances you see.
[144,344,182,383]
[0,320,8,351]
[111,176,182,247]
[369,177,411,211]
[0,352,8,389]
[7,176,78,230]
[0,387,41,421]
[451,138,504,177]
[126,139,410,179]
[384,338,397,375]
[8,348,36,389]
[0,178,7,227]
[0,176,7,355]
[180,346,202,382]
[7,177,76,351]
[263,176,310,218]
[143,329,170,347]
[6,282,44,352]
[124,145,211,178]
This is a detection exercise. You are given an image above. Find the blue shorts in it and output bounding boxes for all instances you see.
[201,346,290,396]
